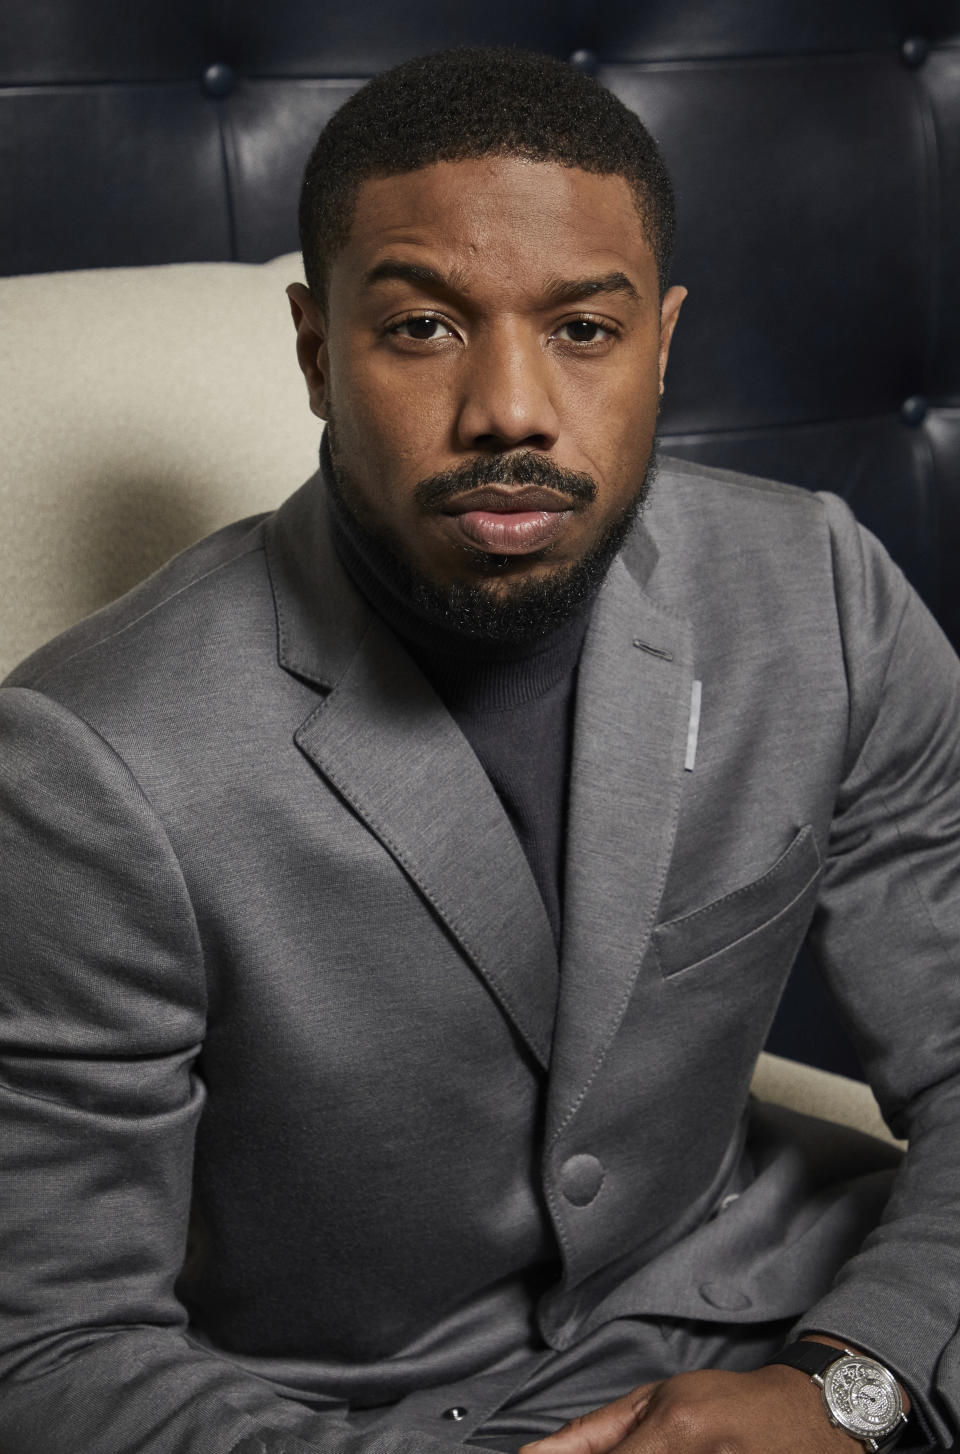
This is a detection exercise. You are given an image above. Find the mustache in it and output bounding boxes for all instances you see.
[413,452,598,510]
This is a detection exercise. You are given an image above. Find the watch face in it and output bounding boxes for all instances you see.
[822,1356,902,1439]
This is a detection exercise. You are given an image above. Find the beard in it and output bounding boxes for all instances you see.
[324,422,657,645]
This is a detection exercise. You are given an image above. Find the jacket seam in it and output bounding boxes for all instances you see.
[21,531,266,692]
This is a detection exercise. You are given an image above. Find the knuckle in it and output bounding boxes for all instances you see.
[659,1401,702,1441]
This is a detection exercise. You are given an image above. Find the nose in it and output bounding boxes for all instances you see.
[454,324,560,453]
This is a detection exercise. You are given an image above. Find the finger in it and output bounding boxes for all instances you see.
[519,1385,658,1454]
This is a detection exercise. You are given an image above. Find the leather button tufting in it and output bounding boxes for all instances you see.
[900,36,929,67]
[559,1154,605,1206]
[202,63,236,98]
[901,395,929,426]
[443,1408,468,1421]
[568,49,599,74]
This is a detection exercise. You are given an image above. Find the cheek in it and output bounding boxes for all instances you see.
[337,357,454,468]
[563,371,659,487]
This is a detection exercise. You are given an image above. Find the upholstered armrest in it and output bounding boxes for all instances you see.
[751,1051,904,1148]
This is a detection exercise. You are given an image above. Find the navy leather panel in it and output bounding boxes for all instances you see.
[576,1,960,60]
[8,0,956,84]
[223,1,573,74]
[0,2,209,83]
[617,57,928,431]
[222,80,361,262]
[0,86,229,274]
[926,49,960,396]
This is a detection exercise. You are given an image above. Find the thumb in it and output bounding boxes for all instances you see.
[519,1385,657,1454]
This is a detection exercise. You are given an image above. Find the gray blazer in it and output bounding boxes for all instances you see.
[2,457,959,1452]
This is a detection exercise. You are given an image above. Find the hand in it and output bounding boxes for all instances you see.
[518,1364,862,1453]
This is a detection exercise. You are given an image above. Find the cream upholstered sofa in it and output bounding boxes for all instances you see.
[0,253,315,679]
[0,253,900,1147]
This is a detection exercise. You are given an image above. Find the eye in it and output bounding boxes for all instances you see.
[389,315,455,341]
[553,317,615,345]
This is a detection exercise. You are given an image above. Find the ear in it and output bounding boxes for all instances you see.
[657,285,687,395]
[287,282,330,420]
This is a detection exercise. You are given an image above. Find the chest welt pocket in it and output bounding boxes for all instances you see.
[652,826,822,980]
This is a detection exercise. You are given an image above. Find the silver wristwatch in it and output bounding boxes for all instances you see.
[767,1340,909,1451]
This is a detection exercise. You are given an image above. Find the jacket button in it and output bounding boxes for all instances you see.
[443,1408,468,1421]
[559,1154,605,1206]
[699,1282,753,1310]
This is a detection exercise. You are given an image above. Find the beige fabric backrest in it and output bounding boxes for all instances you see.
[0,253,318,680]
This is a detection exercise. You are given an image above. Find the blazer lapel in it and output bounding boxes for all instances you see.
[266,472,559,1071]
[549,555,694,1129]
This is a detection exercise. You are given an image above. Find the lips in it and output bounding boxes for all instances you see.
[441,486,575,556]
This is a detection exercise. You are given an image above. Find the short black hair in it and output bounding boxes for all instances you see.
[298,46,675,303]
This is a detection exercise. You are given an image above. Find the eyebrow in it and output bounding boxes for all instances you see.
[361,260,640,307]
[540,272,640,306]
[362,260,471,296]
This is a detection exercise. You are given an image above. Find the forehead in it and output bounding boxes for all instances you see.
[334,157,656,299]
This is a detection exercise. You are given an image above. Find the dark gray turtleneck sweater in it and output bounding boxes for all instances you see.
[326,471,593,950]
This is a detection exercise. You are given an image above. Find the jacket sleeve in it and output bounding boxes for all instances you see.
[790,494,960,1448]
[0,687,461,1454]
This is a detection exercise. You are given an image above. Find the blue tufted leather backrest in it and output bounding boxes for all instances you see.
[2,0,959,1075]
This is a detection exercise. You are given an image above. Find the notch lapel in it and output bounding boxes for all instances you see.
[549,557,694,1130]
[294,616,560,1072]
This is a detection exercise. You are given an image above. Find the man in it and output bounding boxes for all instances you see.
[1,45,959,1454]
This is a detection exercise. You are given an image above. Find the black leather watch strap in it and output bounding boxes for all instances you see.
[767,1340,847,1378]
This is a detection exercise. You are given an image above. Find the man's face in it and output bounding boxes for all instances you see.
[289,156,685,631]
